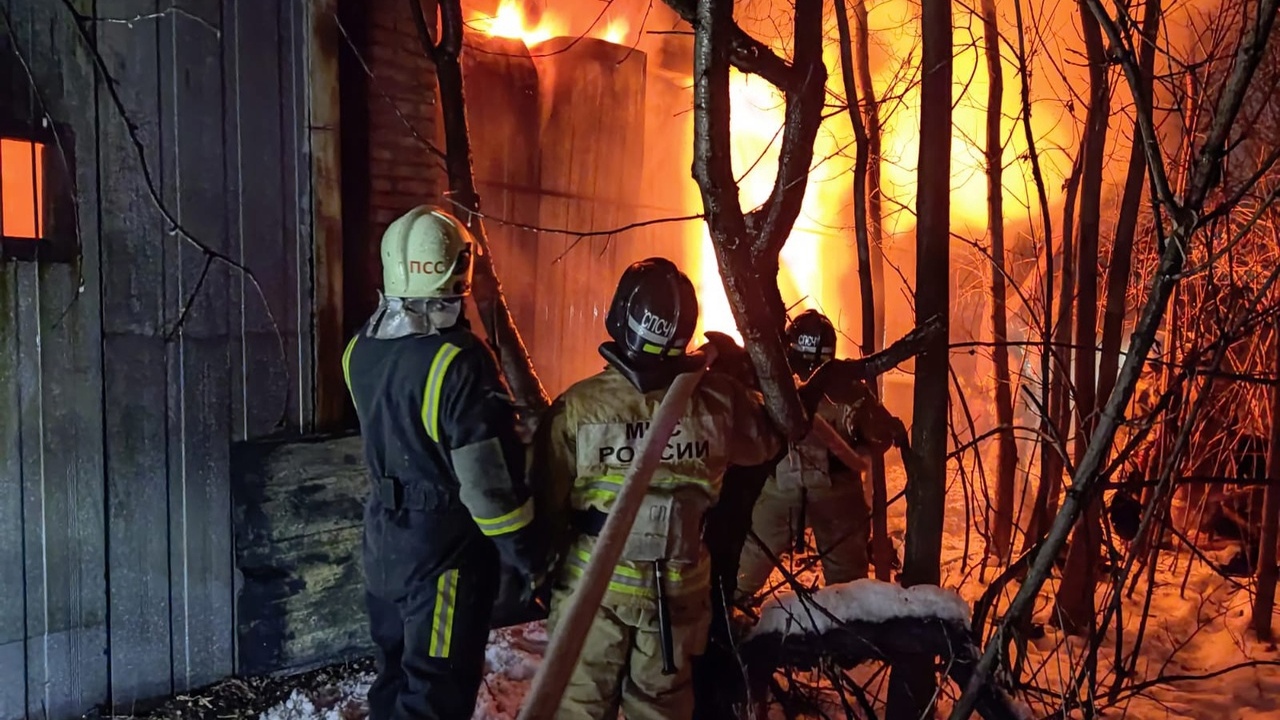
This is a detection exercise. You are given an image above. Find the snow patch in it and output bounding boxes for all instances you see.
[751,578,971,638]
[260,673,374,720]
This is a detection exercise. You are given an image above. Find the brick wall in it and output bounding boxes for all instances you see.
[339,0,445,335]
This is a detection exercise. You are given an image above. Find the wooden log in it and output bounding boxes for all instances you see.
[743,616,1023,720]
[519,345,719,720]
[231,435,369,675]
[530,38,647,397]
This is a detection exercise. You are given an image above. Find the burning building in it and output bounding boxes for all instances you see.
[2,0,1239,716]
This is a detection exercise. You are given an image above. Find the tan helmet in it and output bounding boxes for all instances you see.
[380,205,474,299]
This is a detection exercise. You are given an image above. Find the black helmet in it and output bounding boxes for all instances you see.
[786,309,836,377]
[605,257,699,361]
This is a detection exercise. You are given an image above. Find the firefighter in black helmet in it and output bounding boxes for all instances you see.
[343,206,543,720]
[531,257,783,720]
[736,309,902,600]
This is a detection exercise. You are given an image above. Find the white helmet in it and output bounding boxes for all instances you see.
[380,206,474,299]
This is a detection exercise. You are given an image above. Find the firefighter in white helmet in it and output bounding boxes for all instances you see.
[342,206,542,719]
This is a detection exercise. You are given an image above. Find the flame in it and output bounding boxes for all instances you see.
[461,0,1086,358]
[690,70,854,350]
[601,17,630,45]
[871,0,1073,235]
[468,0,565,46]
[469,0,634,46]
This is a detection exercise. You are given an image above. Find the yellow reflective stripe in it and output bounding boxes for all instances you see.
[577,475,714,499]
[563,548,709,597]
[428,569,459,658]
[564,561,652,597]
[474,498,535,537]
[421,343,463,443]
[341,335,358,394]
[641,342,683,356]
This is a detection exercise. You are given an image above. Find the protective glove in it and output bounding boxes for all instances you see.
[520,571,551,615]
[703,331,758,389]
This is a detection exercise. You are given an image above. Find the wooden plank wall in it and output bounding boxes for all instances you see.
[462,34,543,362]
[0,1,313,718]
[0,2,106,718]
[467,39,694,400]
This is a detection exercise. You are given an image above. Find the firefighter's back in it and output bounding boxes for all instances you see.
[345,327,496,599]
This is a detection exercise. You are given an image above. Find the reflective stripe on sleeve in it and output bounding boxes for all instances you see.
[341,335,358,394]
[421,343,463,443]
[428,568,460,658]
[473,498,535,537]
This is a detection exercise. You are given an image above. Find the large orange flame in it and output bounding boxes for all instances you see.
[467,0,566,46]
[690,69,855,351]
[466,0,1086,360]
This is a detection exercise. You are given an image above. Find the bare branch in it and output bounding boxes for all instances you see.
[660,0,797,87]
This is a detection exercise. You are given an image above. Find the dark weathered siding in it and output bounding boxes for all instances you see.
[0,1,312,717]
[232,436,368,675]
[0,2,108,718]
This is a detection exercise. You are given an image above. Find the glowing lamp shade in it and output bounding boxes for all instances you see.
[0,137,45,240]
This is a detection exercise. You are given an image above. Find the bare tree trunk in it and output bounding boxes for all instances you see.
[668,0,828,439]
[853,0,887,351]
[1053,0,1112,637]
[950,0,1280,712]
[1024,152,1080,549]
[410,0,550,413]
[1095,0,1162,573]
[889,0,950,714]
[979,0,1019,564]
[834,0,892,580]
[1097,0,1161,405]
[1011,0,1060,559]
[853,0,894,580]
[1253,310,1280,640]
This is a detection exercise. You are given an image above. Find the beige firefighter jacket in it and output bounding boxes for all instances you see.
[532,365,781,603]
[774,378,898,490]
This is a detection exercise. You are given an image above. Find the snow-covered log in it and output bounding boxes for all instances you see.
[741,580,1029,720]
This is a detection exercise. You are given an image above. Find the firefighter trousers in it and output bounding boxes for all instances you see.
[365,568,495,720]
[547,585,711,720]
[736,477,870,600]
[363,499,499,720]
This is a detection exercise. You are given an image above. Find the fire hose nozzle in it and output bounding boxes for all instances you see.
[653,559,678,676]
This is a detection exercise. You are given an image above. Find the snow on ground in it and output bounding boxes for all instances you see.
[472,623,543,719]
[257,464,1280,720]
[261,673,374,720]
[256,624,542,720]
[750,578,971,638]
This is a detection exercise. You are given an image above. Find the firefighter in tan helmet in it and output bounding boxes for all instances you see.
[530,257,783,720]
[342,206,543,719]
[735,309,904,601]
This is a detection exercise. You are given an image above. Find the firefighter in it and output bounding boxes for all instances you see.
[531,257,783,720]
[343,205,542,720]
[735,309,902,601]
